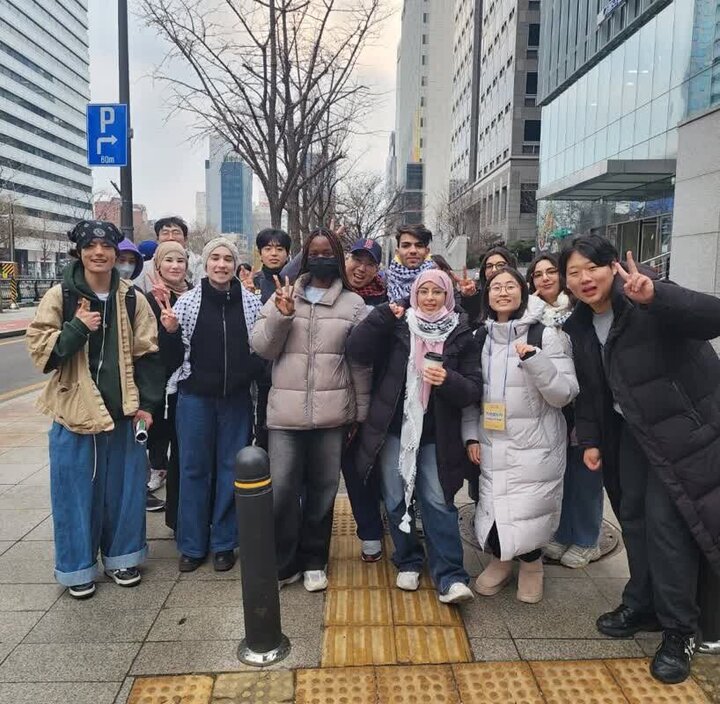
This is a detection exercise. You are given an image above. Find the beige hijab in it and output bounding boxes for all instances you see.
[153,241,189,295]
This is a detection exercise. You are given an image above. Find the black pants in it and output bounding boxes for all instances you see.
[254,383,270,451]
[618,418,700,634]
[147,394,179,531]
[487,523,541,563]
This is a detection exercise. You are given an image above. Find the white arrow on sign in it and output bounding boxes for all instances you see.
[96,135,118,155]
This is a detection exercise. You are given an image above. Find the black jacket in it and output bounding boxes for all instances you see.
[253,266,283,304]
[564,277,720,573]
[346,304,483,502]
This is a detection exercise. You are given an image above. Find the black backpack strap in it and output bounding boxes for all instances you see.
[61,282,77,324]
[527,321,545,349]
[475,327,488,350]
[125,286,137,328]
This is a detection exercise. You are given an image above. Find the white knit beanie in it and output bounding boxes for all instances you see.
[202,236,240,270]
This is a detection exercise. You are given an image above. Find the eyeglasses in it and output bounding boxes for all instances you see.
[489,283,520,294]
[532,267,559,280]
[484,261,507,272]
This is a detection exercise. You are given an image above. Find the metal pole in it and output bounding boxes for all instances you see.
[118,0,134,241]
[8,201,14,264]
[234,446,290,666]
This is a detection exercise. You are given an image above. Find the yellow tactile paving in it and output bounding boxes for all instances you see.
[531,660,629,704]
[391,589,463,626]
[325,588,393,625]
[376,664,460,703]
[605,658,710,704]
[322,626,397,667]
[329,535,361,560]
[128,675,213,704]
[212,672,294,703]
[295,667,376,704]
[453,662,545,704]
[328,557,391,589]
[394,626,472,665]
[331,496,358,536]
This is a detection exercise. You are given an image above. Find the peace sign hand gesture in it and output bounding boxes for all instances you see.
[614,251,655,305]
[273,275,295,317]
[238,267,255,292]
[159,297,179,334]
[452,267,477,298]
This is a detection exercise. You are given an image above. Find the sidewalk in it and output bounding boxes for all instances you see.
[0,305,38,339]
[0,390,717,703]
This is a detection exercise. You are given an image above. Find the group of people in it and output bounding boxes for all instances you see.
[26,217,720,686]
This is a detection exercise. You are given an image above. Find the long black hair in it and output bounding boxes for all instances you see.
[299,228,352,290]
[478,246,519,287]
[481,266,529,321]
[526,252,572,301]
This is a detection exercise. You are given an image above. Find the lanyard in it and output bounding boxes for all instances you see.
[486,321,515,401]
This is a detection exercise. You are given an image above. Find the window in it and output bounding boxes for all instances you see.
[520,183,538,214]
[523,120,541,141]
[525,72,538,95]
[528,24,540,48]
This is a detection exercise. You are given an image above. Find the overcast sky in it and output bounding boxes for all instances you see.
[88,0,402,223]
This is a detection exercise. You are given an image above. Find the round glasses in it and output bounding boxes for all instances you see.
[489,283,520,294]
[485,261,507,272]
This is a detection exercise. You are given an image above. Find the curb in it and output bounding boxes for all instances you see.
[0,328,26,340]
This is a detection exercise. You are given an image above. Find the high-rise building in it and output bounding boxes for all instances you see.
[449,0,542,246]
[394,0,454,230]
[195,192,207,229]
[0,1,92,276]
[205,135,253,252]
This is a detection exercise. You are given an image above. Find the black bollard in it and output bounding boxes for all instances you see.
[234,446,290,665]
[698,555,720,654]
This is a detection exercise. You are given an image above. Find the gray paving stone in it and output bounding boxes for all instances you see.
[469,638,521,662]
[113,677,134,704]
[147,607,244,641]
[146,514,174,540]
[0,584,62,611]
[0,642,140,682]
[0,487,11,497]
[0,682,121,704]
[0,542,13,557]
[0,642,15,666]
[0,448,49,465]
[24,608,158,644]
[459,596,511,638]
[126,558,178,582]
[0,510,49,541]
[0,465,40,485]
[591,577,627,606]
[52,580,174,612]
[1,540,53,561]
[542,562,593,579]
[636,634,663,656]
[497,578,614,639]
[514,638,645,660]
[177,558,241,581]
[18,469,50,486]
[0,612,44,644]
[19,515,54,540]
[584,549,630,579]
[165,579,243,608]
[147,540,178,559]
[0,558,56,583]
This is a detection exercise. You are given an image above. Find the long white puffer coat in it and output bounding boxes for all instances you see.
[462,296,579,560]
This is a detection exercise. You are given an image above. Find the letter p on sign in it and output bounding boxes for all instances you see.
[100,107,115,133]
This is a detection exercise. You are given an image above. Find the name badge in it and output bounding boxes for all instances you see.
[483,402,507,431]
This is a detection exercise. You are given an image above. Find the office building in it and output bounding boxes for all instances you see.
[195,191,206,228]
[536,0,720,294]
[449,0,542,245]
[0,0,92,276]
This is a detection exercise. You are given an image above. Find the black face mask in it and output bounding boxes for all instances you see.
[307,256,340,280]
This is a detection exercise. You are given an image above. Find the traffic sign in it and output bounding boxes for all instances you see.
[86,104,128,167]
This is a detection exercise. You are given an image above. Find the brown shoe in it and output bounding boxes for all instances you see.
[474,557,513,596]
[517,558,544,603]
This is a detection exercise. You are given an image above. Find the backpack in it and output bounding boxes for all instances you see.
[61,282,137,329]
[475,320,544,350]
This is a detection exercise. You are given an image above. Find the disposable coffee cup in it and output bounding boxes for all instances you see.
[424,352,444,370]
[135,419,148,445]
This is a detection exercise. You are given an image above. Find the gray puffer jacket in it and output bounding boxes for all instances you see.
[250,274,371,430]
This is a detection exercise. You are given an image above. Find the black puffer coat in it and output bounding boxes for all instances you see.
[564,277,720,573]
[346,304,483,503]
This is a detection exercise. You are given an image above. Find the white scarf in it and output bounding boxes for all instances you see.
[535,291,573,328]
[397,308,459,533]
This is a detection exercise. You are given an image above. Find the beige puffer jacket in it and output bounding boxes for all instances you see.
[250,275,371,430]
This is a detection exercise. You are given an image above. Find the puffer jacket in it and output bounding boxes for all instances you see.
[250,274,371,430]
[462,296,579,560]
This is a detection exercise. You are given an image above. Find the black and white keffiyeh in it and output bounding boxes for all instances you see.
[387,259,436,302]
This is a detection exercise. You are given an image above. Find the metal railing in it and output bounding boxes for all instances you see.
[641,251,671,280]
[0,277,60,307]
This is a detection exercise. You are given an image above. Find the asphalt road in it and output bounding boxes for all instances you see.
[0,336,44,399]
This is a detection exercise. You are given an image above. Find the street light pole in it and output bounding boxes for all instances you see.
[8,200,14,265]
[118,0,134,241]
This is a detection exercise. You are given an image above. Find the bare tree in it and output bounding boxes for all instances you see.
[186,222,220,254]
[433,189,467,248]
[141,0,388,249]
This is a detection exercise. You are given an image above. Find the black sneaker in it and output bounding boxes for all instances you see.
[68,582,96,599]
[146,492,166,512]
[596,604,661,638]
[105,568,141,587]
[651,630,696,684]
[179,554,205,573]
[213,550,236,572]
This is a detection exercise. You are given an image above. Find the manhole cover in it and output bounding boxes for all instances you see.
[457,502,621,561]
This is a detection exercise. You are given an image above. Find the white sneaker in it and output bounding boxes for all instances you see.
[396,571,420,591]
[439,582,474,604]
[278,572,302,589]
[560,544,602,569]
[303,570,328,592]
[543,540,568,561]
[147,469,166,491]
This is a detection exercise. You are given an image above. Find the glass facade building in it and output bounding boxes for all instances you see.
[220,157,252,236]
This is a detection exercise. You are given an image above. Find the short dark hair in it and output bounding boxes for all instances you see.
[256,228,291,253]
[431,254,453,275]
[526,252,570,297]
[154,216,188,239]
[395,223,432,247]
[478,246,519,286]
[558,234,618,276]
[482,266,529,321]
[299,227,352,289]
[237,262,252,273]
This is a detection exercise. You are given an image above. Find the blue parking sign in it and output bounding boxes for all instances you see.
[86,104,128,167]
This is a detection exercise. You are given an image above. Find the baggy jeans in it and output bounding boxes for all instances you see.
[49,419,148,586]
[379,434,469,594]
[175,390,253,558]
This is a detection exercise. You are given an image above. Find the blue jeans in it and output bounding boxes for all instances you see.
[379,434,469,594]
[553,445,605,548]
[176,391,252,557]
[49,420,147,586]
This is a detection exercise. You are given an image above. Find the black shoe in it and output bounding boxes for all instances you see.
[146,492,166,512]
[651,630,696,684]
[179,554,204,573]
[68,582,96,599]
[213,550,236,572]
[596,604,662,638]
[105,568,141,587]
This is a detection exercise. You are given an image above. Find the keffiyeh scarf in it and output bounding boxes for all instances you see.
[387,259,435,302]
